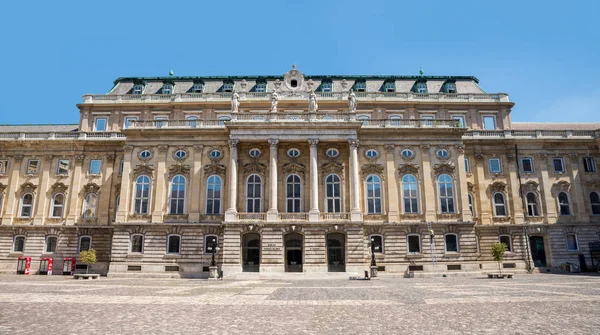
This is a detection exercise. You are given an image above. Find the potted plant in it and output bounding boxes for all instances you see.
[78,249,97,274]
[491,242,507,274]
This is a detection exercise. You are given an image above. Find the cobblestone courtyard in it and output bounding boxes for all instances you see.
[1,274,599,334]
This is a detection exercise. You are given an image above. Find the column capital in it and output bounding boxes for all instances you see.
[348,138,360,148]
[308,138,320,147]
[268,138,280,148]
[384,144,395,153]
[157,145,169,153]
[13,154,24,162]
[228,139,240,149]
[123,145,134,152]
[44,154,54,162]
[75,155,85,166]
[193,144,204,153]
[106,154,116,163]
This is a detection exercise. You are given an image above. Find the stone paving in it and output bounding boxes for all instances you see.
[1,274,599,334]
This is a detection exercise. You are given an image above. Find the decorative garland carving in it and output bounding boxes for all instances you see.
[243,161,267,176]
[384,144,395,153]
[321,161,344,177]
[83,182,101,195]
[552,180,571,195]
[168,164,191,179]
[432,162,455,176]
[123,145,134,152]
[50,182,68,194]
[489,181,507,193]
[132,164,155,179]
[203,162,226,177]
[282,162,305,176]
[522,180,539,193]
[0,182,6,194]
[20,182,37,194]
[397,163,419,177]
[474,152,484,161]
[467,182,475,193]
[361,163,384,179]
[106,154,116,163]
[455,145,465,154]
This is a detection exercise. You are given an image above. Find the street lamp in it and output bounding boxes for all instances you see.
[370,237,377,267]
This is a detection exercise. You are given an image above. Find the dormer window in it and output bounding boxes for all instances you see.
[162,83,173,95]
[320,80,333,92]
[414,81,428,94]
[222,81,234,92]
[383,81,395,92]
[133,84,144,95]
[354,80,366,92]
[443,81,457,93]
[254,81,267,92]
[192,82,204,93]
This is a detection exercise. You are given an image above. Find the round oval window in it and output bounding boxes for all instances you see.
[174,150,187,159]
[139,150,152,159]
[210,150,222,159]
[287,149,300,158]
[401,149,414,159]
[326,148,339,158]
[366,149,378,158]
[249,149,261,158]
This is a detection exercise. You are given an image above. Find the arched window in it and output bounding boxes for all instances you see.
[493,192,507,217]
[325,174,342,213]
[167,235,181,254]
[526,192,539,217]
[286,174,302,213]
[83,193,98,218]
[438,174,455,213]
[402,174,419,214]
[366,175,382,214]
[130,234,144,253]
[51,193,65,218]
[169,175,186,215]
[45,236,57,253]
[78,236,91,252]
[444,234,459,252]
[19,193,33,218]
[590,192,600,215]
[205,175,222,215]
[134,175,151,214]
[246,174,262,213]
[558,192,571,216]
[13,236,25,252]
[468,193,476,217]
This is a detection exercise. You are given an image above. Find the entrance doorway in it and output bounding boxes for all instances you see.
[285,233,303,272]
[529,236,547,267]
[242,233,260,272]
[327,233,345,272]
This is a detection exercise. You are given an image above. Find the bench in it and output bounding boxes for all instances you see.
[73,274,100,280]
[487,273,513,279]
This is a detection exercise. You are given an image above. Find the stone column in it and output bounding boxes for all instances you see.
[349,138,362,222]
[384,145,399,223]
[506,153,524,224]
[98,154,116,225]
[151,145,169,223]
[66,155,85,225]
[568,153,587,219]
[455,145,473,222]
[5,155,24,224]
[189,145,204,222]
[34,155,53,225]
[539,154,557,221]
[116,145,134,223]
[308,138,320,222]
[420,145,436,222]
[225,139,240,222]
[474,153,492,224]
[267,138,279,222]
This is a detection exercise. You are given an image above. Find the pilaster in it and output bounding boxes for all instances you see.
[116,146,134,223]
[568,153,587,219]
[349,138,362,222]
[474,153,492,224]
[384,145,399,223]
[539,154,557,221]
[98,154,115,225]
[66,154,85,225]
[225,139,239,222]
[421,145,436,222]
[189,144,204,222]
[455,145,473,222]
[152,145,169,222]
[507,153,524,224]
[267,138,279,222]
[33,155,53,224]
[5,155,24,224]
[308,138,320,222]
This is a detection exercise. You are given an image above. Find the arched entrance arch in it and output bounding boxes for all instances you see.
[284,233,303,272]
[327,233,346,272]
[242,233,260,272]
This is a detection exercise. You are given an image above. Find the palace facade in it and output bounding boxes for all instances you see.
[1,66,599,277]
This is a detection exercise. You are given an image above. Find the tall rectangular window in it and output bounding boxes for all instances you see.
[26,159,39,175]
[94,118,107,132]
[583,157,596,172]
[464,158,470,174]
[482,115,496,130]
[452,115,465,128]
[119,160,124,175]
[89,160,102,174]
[0,159,8,174]
[123,116,138,129]
[566,234,578,251]
[57,159,69,175]
[407,235,421,253]
[489,158,501,173]
[552,158,565,173]
[521,157,534,173]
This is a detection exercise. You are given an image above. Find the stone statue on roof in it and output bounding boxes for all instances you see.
[231,92,240,113]
[348,90,357,112]
[271,91,279,112]
[309,91,318,113]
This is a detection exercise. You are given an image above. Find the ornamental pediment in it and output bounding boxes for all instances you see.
[243,161,266,176]
[282,162,305,176]
[397,163,419,176]
[168,164,191,179]
[132,164,155,179]
[432,162,455,175]
[361,163,384,179]
[204,163,226,177]
[83,182,101,194]
[50,182,68,194]
[489,181,507,193]
[20,182,37,194]
[321,161,344,176]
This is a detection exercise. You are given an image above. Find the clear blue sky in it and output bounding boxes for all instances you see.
[0,0,598,125]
